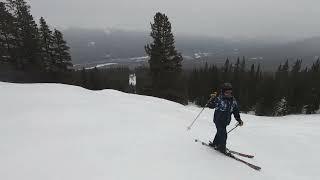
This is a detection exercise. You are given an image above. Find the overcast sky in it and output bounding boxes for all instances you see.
[27,0,320,40]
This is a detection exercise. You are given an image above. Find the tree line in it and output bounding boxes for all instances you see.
[0,0,72,74]
[186,58,320,116]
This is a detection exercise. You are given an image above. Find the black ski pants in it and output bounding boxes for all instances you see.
[213,121,227,147]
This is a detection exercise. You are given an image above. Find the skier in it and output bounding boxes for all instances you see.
[207,82,244,154]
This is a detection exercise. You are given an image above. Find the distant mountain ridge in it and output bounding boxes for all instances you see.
[63,28,320,70]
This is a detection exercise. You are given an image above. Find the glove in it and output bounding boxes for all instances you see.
[237,119,244,126]
[210,91,217,98]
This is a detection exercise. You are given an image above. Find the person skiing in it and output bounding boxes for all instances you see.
[207,82,244,154]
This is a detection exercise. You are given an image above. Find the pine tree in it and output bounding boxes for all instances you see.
[224,58,230,73]
[6,0,41,71]
[234,57,240,72]
[144,12,185,104]
[247,64,257,108]
[240,57,246,73]
[304,59,320,114]
[273,97,288,116]
[291,59,302,74]
[232,57,241,100]
[287,59,304,113]
[52,29,72,72]
[304,88,319,114]
[0,2,16,64]
[255,64,262,81]
[145,12,182,73]
[39,17,54,72]
[222,58,231,82]
[239,57,249,111]
[255,76,277,116]
[249,64,255,77]
[311,58,320,73]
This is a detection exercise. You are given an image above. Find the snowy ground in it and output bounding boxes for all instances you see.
[0,82,319,180]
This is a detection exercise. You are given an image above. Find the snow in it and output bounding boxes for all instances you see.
[85,63,118,69]
[182,55,195,60]
[0,82,320,180]
[104,54,111,59]
[104,28,112,35]
[250,57,264,60]
[194,52,211,59]
[87,41,96,47]
[129,56,149,62]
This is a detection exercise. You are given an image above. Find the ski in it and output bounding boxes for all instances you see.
[195,139,254,158]
[195,139,261,171]
[226,152,261,171]
[228,150,254,158]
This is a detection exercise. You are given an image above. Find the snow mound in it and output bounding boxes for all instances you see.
[0,82,319,180]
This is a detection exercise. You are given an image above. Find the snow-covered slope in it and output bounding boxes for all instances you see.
[0,82,319,180]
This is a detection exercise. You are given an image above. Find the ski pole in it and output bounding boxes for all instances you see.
[227,123,240,134]
[187,93,216,131]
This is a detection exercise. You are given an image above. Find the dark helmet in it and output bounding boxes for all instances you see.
[221,82,233,92]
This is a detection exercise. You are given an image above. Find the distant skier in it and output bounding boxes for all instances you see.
[207,82,244,154]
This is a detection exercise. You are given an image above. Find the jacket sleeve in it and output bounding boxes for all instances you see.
[232,100,241,122]
[206,97,217,109]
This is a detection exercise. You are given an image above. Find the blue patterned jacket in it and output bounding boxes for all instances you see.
[207,94,241,126]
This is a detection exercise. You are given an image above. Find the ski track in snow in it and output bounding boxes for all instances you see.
[0,82,319,180]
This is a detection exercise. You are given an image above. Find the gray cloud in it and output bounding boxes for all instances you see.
[27,0,320,40]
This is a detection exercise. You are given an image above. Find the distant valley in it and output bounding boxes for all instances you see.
[64,28,320,71]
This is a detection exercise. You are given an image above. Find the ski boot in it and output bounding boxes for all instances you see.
[208,141,218,149]
[217,145,232,156]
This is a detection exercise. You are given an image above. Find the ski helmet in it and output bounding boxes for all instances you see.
[221,82,233,92]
